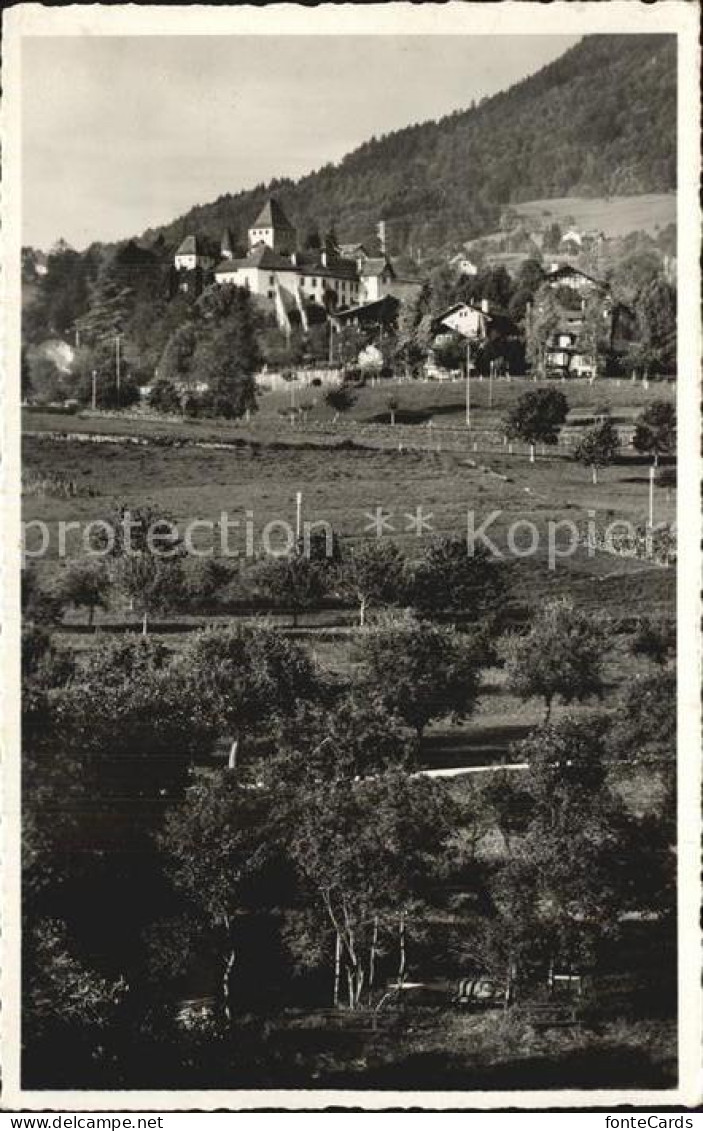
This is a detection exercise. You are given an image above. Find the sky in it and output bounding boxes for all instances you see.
[22,34,580,250]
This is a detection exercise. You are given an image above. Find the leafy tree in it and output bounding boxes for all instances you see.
[632,400,676,465]
[22,566,64,625]
[542,221,563,253]
[324,384,355,412]
[158,322,198,387]
[633,276,677,375]
[24,919,127,1082]
[148,378,182,414]
[503,387,569,462]
[357,611,482,739]
[574,417,620,483]
[194,288,261,419]
[270,694,411,785]
[613,668,676,762]
[395,284,432,378]
[431,334,466,373]
[504,599,606,722]
[22,623,75,688]
[630,616,675,667]
[285,771,457,1008]
[252,551,328,627]
[24,244,99,342]
[27,355,65,404]
[176,623,321,764]
[55,558,111,626]
[116,553,184,635]
[72,341,141,409]
[525,284,561,378]
[46,645,212,801]
[578,293,612,376]
[94,502,186,633]
[408,537,506,621]
[159,772,275,1020]
[334,540,406,627]
[486,717,642,983]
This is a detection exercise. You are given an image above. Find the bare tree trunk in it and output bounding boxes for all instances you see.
[333,931,341,1009]
[142,609,148,636]
[222,915,236,1024]
[529,443,535,464]
[88,604,95,628]
[592,466,598,485]
[359,597,366,628]
[228,736,239,771]
[368,916,379,1007]
[544,697,553,724]
[398,912,406,988]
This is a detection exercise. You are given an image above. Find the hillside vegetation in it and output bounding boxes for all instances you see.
[141,34,676,257]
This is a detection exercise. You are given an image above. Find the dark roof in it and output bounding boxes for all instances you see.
[339,243,368,258]
[215,245,298,273]
[214,247,361,280]
[176,235,209,257]
[251,197,295,231]
[332,294,400,324]
[546,263,606,288]
[360,257,394,278]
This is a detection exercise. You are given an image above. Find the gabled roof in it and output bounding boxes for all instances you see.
[176,235,208,257]
[360,257,395,279]
[251,197,295,231]
[339,243,368,259]
[332,294,400,324]
[546,263,606,288]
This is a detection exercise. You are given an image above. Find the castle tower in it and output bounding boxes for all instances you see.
[248,197,297,257]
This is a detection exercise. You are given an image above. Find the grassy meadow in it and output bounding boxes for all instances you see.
[23,375,675,779]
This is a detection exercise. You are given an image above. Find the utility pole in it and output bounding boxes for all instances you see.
[489,359,494,409]
[91,369,97,411]
[115,333,122,407]
[295,491,303,545]
[465,340,471,428]
[648,464,655,529]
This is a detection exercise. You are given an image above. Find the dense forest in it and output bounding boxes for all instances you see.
[140,34,676,258]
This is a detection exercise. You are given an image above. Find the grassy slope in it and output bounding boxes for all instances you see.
[512,193,676,238]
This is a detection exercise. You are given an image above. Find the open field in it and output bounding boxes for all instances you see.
[23,382,675,778]
[512,193,676,238]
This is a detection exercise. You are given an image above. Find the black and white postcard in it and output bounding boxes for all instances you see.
[2,1,700,1112]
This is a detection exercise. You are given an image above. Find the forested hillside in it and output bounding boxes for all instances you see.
[142,34,676,257]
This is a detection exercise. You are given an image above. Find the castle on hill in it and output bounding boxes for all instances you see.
[174,197,420,333]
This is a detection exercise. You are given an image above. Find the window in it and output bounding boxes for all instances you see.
[270,275,275,285]
[267,290,274,299]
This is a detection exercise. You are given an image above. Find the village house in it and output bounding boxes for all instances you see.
[174,234,217,273]
[544,262,607,296]
[448,253,479,276]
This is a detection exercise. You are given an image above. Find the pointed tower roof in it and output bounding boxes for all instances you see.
[251,197,295,230]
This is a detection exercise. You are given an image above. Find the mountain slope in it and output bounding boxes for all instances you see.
[143,33,675,258]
